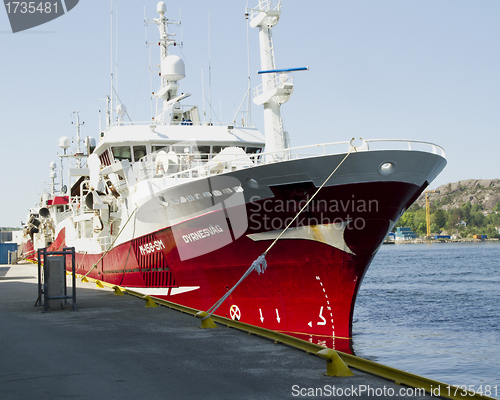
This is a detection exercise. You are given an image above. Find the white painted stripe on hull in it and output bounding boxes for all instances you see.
[123,286,200,296]
[246,222,355,255]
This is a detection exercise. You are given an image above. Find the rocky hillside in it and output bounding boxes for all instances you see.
[415,179,500,211]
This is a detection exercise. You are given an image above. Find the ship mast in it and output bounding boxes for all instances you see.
[249,0,294,161]
[147,2,185,125]
[71,111,83,168]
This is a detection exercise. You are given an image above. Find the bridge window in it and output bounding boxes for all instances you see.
[246,147,262,154]
[197,146,210,160]
[173,145,192,154]
[153,145,170,153]
[212,146,224,155]
[133,146,147,162]
[112,146,132,162]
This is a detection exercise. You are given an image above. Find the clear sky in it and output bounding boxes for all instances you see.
[1,0,499,228]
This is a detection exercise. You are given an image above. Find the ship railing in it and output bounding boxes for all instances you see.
[362,139,446,158]
[108,118,256,129]
[253,74,294,99]
[247,0,281,21]
[55,210,73,224]
[267,138,446,160]
[66,178,93,213]
[130,138,445,184]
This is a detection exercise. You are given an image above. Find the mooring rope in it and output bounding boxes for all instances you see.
[81,207,138,280]
[201,145,357,320]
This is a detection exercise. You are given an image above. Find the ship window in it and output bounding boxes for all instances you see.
[246,147,262,154]
[202,192,212,198]
[212,190,222,197]
[234,186,244,193]
[173,145,191,154]
[133,146,147,162]
[179,196,187,203]
[221,188,233,195]
[197,146,210,160]
[153,145,170,153]
[186,195,194,201]
[194,193,203,199]
[212,146,224,156]
[112,146,132,162]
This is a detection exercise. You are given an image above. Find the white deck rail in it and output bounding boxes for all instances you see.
[128,138,446,185]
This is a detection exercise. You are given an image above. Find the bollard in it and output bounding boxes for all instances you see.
[195,311,217,329]
[143,295,158,308]
[113,286,125,295]
[317,349,354,377]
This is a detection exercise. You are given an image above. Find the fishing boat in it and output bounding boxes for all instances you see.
[22,1,446,352]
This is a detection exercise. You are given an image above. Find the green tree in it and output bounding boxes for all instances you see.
[416,222,427,235]
[397,211,414,229]
[432,209,447,229]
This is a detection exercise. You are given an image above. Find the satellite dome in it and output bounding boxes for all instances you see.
[157,2,166,14]
[59,136,70,149]
[161,55,185,81]
[117,104,127,115]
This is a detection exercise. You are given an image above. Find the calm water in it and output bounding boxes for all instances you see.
[353,241,500,397]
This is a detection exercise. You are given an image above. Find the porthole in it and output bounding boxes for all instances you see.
[246,178,259,189]
[379,161,396,176]
[159,195,169,206]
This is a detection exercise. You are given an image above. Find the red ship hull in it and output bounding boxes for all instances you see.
[48,180,423,353]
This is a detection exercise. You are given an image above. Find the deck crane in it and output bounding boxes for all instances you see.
[425,190,440,238]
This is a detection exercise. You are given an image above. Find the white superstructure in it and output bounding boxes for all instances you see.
[23,1,445,260]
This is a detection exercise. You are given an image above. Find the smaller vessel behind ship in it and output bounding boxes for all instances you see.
[22,1,446,353]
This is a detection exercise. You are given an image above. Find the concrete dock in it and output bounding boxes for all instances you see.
[0,263,437,399]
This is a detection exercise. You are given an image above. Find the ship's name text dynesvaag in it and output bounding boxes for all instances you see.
[182,225,224,243]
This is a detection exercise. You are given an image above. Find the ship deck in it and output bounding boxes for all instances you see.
[0,263,475,400]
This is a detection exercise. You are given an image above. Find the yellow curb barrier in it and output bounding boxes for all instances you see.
[68,271,495,400]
